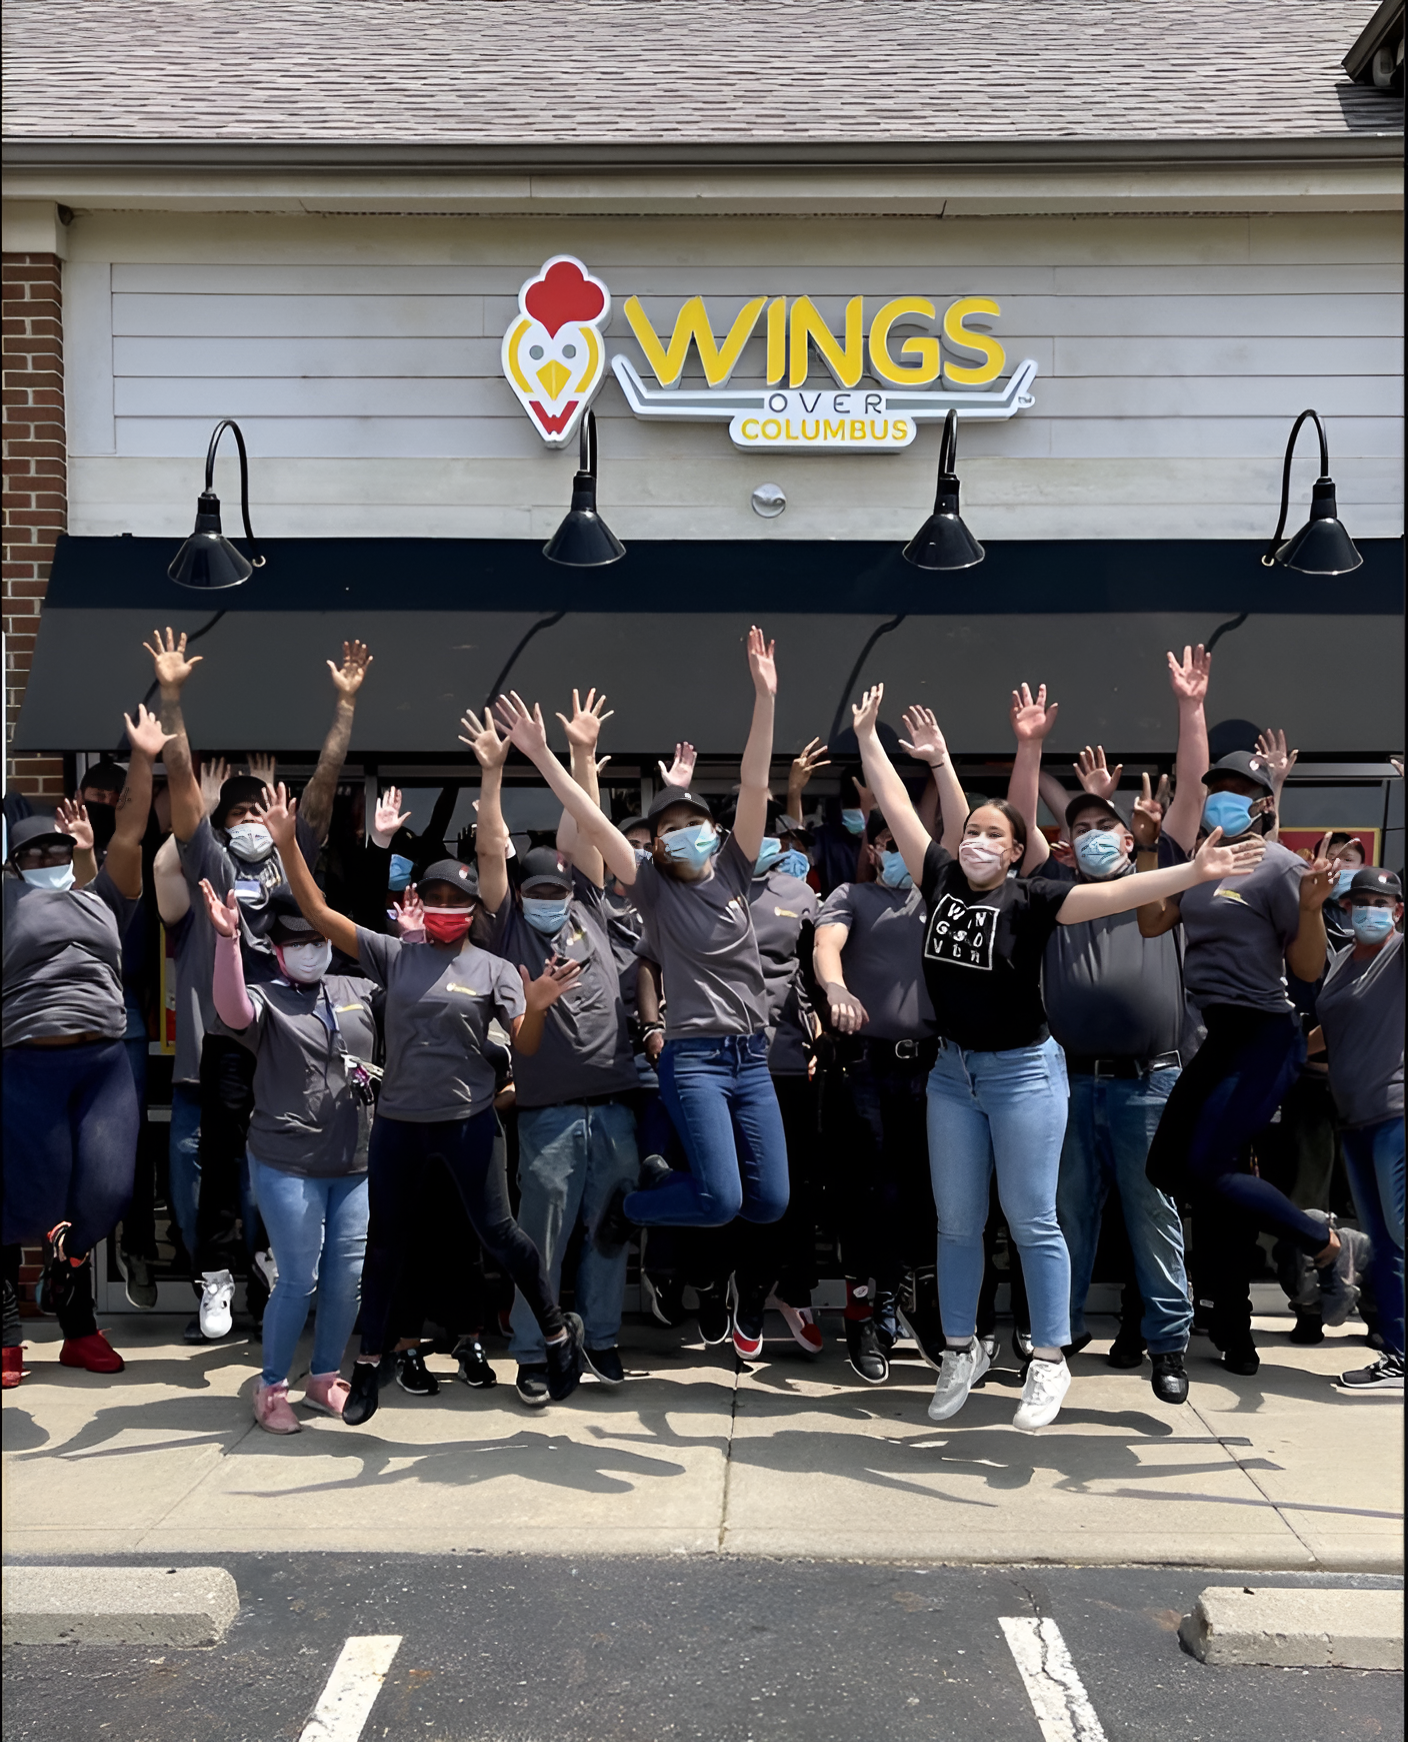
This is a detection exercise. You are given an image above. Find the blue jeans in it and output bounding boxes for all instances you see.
[168,1082,202,1257]
[509,1100,639,1362]
[1056,1069,1192,1354]
[926,1036,1072,1350]
[1341,1118,1405,1360]
[626,1034,789,1228]
[249,1155,369,1388]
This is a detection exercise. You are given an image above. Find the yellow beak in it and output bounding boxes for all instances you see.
[535,358,572,400]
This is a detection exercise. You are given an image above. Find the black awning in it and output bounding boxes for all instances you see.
[13,536,1404,757]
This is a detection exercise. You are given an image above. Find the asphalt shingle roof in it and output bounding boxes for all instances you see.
[3,0,1403,145]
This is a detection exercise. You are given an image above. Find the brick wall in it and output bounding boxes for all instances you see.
[3,250,67,801]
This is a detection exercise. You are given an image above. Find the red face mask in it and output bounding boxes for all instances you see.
[422,907,472,944]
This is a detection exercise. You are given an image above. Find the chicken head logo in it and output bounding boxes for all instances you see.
[501,256,611,446]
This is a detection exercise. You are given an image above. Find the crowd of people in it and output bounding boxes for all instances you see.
[3,624,1403,1439]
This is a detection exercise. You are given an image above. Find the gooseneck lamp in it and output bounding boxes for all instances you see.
[902,409,984,571]
[168,418,267,590]
[1261,409,1363,575]
[543,410,625,567]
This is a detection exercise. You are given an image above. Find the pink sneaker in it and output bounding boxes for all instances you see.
[778,1304,825,1355]
[302,1372,351,1418]
[252,1380,302,1435]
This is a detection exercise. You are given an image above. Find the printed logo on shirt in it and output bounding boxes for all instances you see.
[924,893,999,971]
[1213,888,1250,906]
[444,982,489,998]
[772,907,801,919]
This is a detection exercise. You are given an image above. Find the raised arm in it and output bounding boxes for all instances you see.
[299,640,373,844]
[733,626,777,863]
[459,708,513,915]
[153,831,191,926]
[1007,681,1059,874]
[555,688,612,889]
[493,693,639,886]
[54,799,98,891]
[1058,827,1263,925]
[1285,833,1333,984]
[202,880,256,1029]
[786,736,829,821]
[849,686,932,884]
[1255,728,1298,843]
[256,782,359,959]
[106,704,172,898]
[143,626,204,842]
[1163,644,1211,853]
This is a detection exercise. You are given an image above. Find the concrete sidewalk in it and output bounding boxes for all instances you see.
[2,1299,1401,1570]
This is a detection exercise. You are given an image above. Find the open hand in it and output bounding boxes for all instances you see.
[747,625,777,699]
[851,684,884,738]
[395,887,426,939]
[1298,832,1337,912]
[1167,644,1211,705]
[521,954,584,1014]
[557,687,614,756]
[493,691,550,761]
[55,798,94,852]
[142,626,203,691]
[199,878,241,939]
[899,704,948,766]
[1010,682,1059,743]
[658,741,697,790]
[824,980,869,1036]
[329,639,373,698]
[789,737,829,794]
[458,706,512,770]
[1131,772,1170,849]
[1256,728,1298,787]
[247,753,277,789]
[373,786,412,846]
[1074,744,1123,799]
[199,757,230,818]
[255,781,298,849]
[124,702,176,762]
[1193,826,1265,882]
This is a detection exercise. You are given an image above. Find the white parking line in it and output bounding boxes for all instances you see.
[299,1635,403,1742]
[999,1616,1108,1742]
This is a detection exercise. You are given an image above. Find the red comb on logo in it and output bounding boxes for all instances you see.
[525,260,606,337]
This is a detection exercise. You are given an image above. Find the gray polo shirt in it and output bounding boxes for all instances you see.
[3,868,139,1047]
[178,813,320,993]
[1042,863,1185,1059]
[629,833,768,1041]
[221,972,378,1177]
[1158,836,1305,1013]
[816,880,935,1042]
[749,868,819,1076]
[1317,935,1404,1128]
[489,871,637,1109]
[355,927,524,1123]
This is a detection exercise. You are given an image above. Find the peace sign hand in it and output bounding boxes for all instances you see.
[1298,832,1338,912]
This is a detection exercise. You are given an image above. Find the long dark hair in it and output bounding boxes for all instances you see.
[964,797,1028,858]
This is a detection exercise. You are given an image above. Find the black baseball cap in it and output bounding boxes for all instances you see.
[213,774,270,828]
[1065,792,1127,831]
[7,814,77,857]
[1347,867,1401,903]
[419,858,479,900]
[79,759,126,796]
[618,814,649,836]
[775,810,813,845]
[1202,751,1276,797]
[519,847,572,892]
[267,890,323,945]
[646,788,714,833]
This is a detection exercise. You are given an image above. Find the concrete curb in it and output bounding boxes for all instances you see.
[2,1566,239,1646]
[1179,1585,1404,1669]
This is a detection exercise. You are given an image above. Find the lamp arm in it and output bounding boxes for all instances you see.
[582,408,597,477]
[204,418,266,569]
[1262,409,1328,566]
[936,408,957,496]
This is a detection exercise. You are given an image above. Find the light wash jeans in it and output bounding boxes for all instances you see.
[509,1100,640,1363]
[926,1035,1072,1350]
[1341,1117,1405,1360]
[1056,1068,1193,1354]
[248,1154,369,1388]
[167,1082,202,1257]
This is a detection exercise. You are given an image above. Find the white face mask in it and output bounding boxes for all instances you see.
[279,940,332,983]
[958,838,1008,881]
[227,822,275,863]
[20,861,76,892]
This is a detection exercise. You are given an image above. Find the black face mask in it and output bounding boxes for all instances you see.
[84,801,117,852]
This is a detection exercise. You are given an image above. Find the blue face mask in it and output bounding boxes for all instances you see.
[1351,905,1395,944]
[878,849,912,891]
[776,848,811,880]
[754,838,783,876]
[1333,868,1357,900]
[840,808,866,837]
[521,895,572,936]
[661,823,720,872]
[1074,828,1129,881]
[1202,791,1255,838]
[388,854,414,892]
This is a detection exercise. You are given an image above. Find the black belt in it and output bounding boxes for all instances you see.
[844,1035,940,1068]
[1066,1051,1181,1079]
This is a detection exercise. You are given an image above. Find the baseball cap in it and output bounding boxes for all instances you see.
[617,814,649,837]
[775,810,814,845]
[646,787,714,833]
[1065,791,1127,831]
[267,890,324,945]
[79,759,126,796]
[1202,751,1276,797]
[7,814,77,857]
[214,774,270,828]
[419,858,479,900]
[519,847,572,891]
[1347,866,1401,903]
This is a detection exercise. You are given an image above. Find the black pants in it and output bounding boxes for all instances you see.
[194,1035,257,1275]
[359,1111,563,1357]
[390,1156,489,1342]
[835,1045,936,1293]
[734,1073,819,1306]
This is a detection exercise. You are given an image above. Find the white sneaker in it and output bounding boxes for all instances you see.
[1012,1355,1071,1432]
[927,1338,991,1422]
[198,1269,236,1339]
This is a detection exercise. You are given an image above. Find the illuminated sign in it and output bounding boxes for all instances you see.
[503,261,1037,450]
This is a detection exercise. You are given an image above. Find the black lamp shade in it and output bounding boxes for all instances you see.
[902,410,984,571]
[168,491,255,590]
[1263,411,1363,576]
[543,411,625,568]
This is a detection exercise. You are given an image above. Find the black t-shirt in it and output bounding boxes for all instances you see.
[918,840,1072,1052]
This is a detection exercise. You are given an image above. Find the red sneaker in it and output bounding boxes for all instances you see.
[2,1346,27,1389]
[59,1331,125,1373]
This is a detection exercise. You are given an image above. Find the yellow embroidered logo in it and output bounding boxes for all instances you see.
[1213,889,1250,906]
[444,982,486,997]
[773,908,800,919]
[334,1003,364,1014]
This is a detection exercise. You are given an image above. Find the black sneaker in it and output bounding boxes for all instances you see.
[454,1338,498,1389]
[640,1268,688,1328]
[116,1249,158,1311]
[593,1156,671,1256]
[35,1223,76,1318]
[1289,1306,1325,1345]
[1107,1326,1146,1369]
[546,1313,586,1402]
[394,1347,440,1396]
[515,1364,550,1408]
[694,1281,731,1346]
[1216,1333,1260,1377]
[873,1290,900,1351]
[1011,1324,1034,1364]
[183,1314,206,1346]
[1063,1332,1094,1359]
[1338,1352,1404,1392]
[1150,1350,1189,1404]
[845,1317,890,1385]
[342,1361,381,1426]
[897,1297,946,1373]
[732,1282,769,1360]
[585,1345,626,1385]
